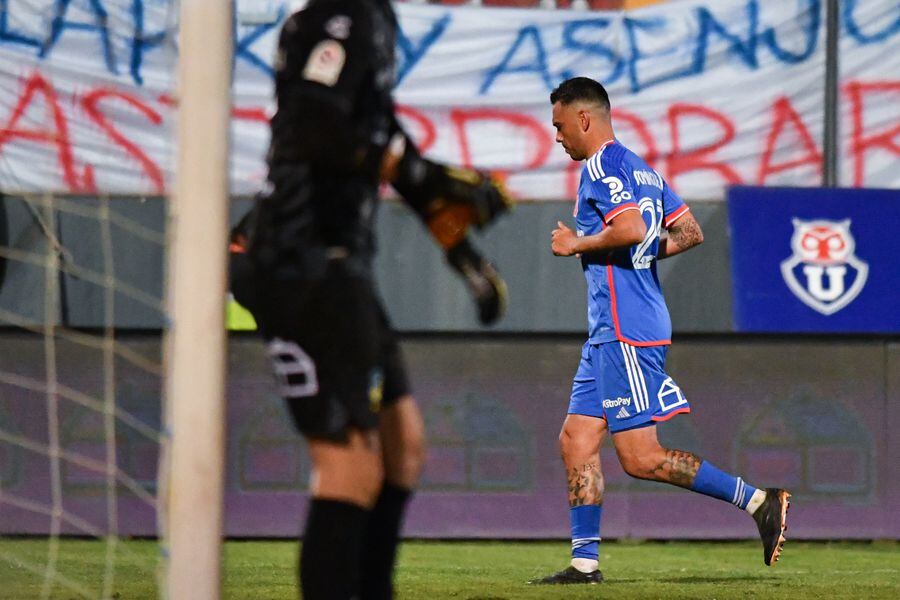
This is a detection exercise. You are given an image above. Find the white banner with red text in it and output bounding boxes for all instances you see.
[0,0,897,200]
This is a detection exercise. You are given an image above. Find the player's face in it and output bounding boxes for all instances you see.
[552,102,586,161]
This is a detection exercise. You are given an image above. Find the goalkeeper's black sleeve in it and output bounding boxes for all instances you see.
[388,126,512,233]
[386,125,511,325]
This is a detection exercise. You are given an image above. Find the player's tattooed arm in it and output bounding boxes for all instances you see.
[568,462,605,507]
[650,450,702,489]
[553,211,646,257]
[658,211,704,259]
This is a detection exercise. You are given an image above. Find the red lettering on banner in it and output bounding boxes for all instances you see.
[758,96,822,184]
[232,106,268,122]
[81,164,97,193]
[612,109,658,169]
[232,105,270,185]
[450,109,552,179]
[0,72,86,191]
[665,103,741,190]
[83,89,165,193]
[159,93,270,125]
[396,105,437,154]
[846,80,900,187]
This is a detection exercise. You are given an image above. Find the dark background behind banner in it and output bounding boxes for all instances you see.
[1,333,898,540]
[728,186,900,334]
[0,195,733,333]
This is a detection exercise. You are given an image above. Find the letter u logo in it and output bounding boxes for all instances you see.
[802,265,847,302]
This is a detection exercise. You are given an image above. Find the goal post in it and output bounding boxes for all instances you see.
[163,1,234,598]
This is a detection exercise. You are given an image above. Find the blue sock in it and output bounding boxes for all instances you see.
[690,461,758,510]
[570,505,602,561]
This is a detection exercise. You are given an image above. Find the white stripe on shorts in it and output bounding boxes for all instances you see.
[620,342,645,413]
[619,342,640,411]
[627,344,650,414]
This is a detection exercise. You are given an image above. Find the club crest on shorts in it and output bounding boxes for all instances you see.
[780,219,868,316]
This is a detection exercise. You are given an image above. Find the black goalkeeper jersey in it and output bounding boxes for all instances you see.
[251,0,399,280]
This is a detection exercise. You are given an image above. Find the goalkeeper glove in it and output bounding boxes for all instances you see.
[445,238,507,326]
[431,165,513,229]
[386,132,514,234]
[383,131,511,324]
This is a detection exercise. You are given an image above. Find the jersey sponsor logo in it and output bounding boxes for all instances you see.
[657,377,687,412]
[602,396,632,409]
[780,219,869,315]
[601,175,633,205]
[325,15,352,40]
[302,40,346,87]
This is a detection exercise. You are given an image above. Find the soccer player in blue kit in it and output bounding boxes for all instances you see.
[531,77,790,585]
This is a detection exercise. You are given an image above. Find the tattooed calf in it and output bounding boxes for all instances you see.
[568,462,604,506]
[651,450,702,488]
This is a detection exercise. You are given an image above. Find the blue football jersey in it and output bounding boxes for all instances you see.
[574,141,690,346]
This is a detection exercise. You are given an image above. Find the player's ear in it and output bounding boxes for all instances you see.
[579,110,590,133]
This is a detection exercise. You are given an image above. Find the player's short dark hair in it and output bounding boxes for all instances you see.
[550,77,611,112]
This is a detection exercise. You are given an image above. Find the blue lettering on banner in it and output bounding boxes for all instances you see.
[130,0,169,85]
[234,6,285,78]
[0,0,897,94]
[843,0,900,45]
[0,0,41,48]
[759,0,820,64]
[0,0,176,85]
[559,18,624,85]
[623,15,699,93]
[481,0,825,96]
[396,13,451,86]
[41,0,118,75]
[694,2,760,71]
[480,24,554,95]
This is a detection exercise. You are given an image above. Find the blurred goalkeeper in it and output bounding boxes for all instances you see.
[229,1,511,599]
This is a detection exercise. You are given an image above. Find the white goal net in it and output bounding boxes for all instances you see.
[0,0,234,598]
[0,191,167,598]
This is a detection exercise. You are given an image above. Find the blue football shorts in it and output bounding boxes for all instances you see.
[568,341,691,433]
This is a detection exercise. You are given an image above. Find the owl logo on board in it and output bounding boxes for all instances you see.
[780,219,868,315]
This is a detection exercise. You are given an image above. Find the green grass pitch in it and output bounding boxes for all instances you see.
[1,539,898,598]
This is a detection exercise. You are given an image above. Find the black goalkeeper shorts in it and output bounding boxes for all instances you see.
[248,261,409,441]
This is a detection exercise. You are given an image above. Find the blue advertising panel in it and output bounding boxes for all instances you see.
[728,186,900,333]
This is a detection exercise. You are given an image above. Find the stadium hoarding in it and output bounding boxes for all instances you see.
[0,0,897,199]
[2,335,898,540]
[728,186,900,334]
